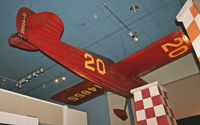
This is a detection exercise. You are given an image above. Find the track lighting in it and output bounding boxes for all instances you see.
[1,79,5,86]
[102,3,139,42]
[16,66,45,89]
[16,82,22,89]
[16,82,19,87]
[129,32,139,41]
[33,72,37,77]
[25,75,32,82]
[18,84,22,89]
[130,5,139,13]
[36,70,40,76]
[40,67,44,74]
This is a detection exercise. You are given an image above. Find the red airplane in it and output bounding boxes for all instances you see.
[8,7,192,120]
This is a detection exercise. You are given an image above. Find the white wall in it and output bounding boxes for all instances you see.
[0,89,87,125]
[0,89,63,125]
[0,111,38,125]
[67,108,88,125]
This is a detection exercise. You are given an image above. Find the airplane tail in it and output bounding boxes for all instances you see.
[16,7,35,37]
[8,7,38,51]
[8,7,64,51]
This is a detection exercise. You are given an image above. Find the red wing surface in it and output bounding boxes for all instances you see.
[112,30,192,77]
[51,80,106,105]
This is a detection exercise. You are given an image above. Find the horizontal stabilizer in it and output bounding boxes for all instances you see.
[51,80,106,105]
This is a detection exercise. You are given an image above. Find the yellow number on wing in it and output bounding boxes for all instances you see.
[81,90,91,95]
[94,84,102,89]
[84,53,95,71]
[161,37,188,58]
[68,96,79,101]
[96,58,106,75]
[74,93,85,99]
[88,87,97,92]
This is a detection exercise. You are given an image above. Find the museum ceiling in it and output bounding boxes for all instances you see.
[0,0,198,104]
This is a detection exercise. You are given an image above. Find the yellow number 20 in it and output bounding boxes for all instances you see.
[84,53,106,75]
[161,37,188,58]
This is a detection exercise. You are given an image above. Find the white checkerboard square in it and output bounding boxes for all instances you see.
[147,117,158,125]
[183,9,194,28]
[143,98,153,109]
[149,85,159,97]
[154,105,166,117]
[192,35,200,58]
[134,91,142,102]
[136,110,146,121]
[195,14,200,28]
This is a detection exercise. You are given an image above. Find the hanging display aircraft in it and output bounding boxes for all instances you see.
[8,7,192,120]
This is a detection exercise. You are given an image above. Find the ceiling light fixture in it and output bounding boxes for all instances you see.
[16,66,45,89]
[93,14,98,19]
[129,32,138,41]
[25,75,32,82]
[1,79,5,86]
[54,78,59,83]
[36,70,40,76]
[61,76,66,81]
[33,72,37,77]
[54,75,66,84]
[16,82,22,89]
[40,67,44,74]
[102,3,139,42]
[130,5,139,13]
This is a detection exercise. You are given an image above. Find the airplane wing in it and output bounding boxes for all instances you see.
[112,30,193,77]
[51,80,106,105]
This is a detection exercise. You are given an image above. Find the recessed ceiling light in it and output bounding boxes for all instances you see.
[61,76,66,81]
[54,78,59,83]
[93,14,98,19]
[130,5,139,13]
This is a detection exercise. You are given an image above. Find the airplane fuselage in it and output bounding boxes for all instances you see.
[28,31,145,97]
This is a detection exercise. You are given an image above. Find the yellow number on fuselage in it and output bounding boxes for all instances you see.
[84,53,106,75]
[84,53,95,71]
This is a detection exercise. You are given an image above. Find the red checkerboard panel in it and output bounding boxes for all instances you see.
[133,85,177,125]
